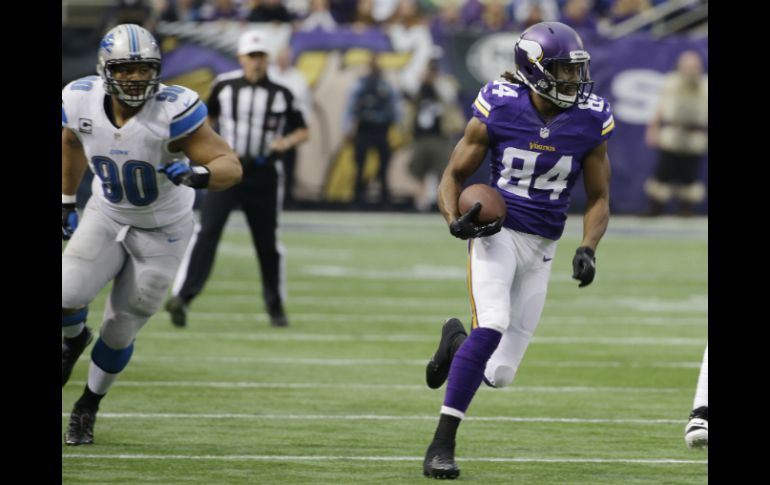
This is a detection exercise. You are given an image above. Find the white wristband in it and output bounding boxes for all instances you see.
[62,194,76,204]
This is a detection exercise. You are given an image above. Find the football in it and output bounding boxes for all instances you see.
[458,184,506,224]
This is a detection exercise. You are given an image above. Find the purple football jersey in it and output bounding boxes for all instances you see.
[472,81,614,240]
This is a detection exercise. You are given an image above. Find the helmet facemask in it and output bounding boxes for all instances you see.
[100,59,161,107]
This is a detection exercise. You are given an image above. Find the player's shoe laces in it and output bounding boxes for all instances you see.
[64,407,96,446]
[426,318,467,389]
[423,440,460,479]
[684,406,708,449]
[165,296,188,328]
[62,326,93,387]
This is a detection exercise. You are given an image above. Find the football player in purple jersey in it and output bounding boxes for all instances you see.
[422,22,613,479]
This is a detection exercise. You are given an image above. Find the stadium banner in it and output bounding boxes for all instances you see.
[160,26,707,213]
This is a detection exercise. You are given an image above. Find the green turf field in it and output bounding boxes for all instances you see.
[62,212,708,484]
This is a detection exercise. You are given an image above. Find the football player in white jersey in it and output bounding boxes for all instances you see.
[685,344,708,448]
[61,24,242,445]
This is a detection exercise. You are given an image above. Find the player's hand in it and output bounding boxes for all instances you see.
[62,203,78,240]
[449,202,503,240]
[572,246,596,287]
[158,162,210,188]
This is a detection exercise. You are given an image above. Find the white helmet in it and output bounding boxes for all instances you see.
[96,24,161,107]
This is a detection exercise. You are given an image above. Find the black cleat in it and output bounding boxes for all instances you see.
[268,301,289,327]
[165,296,188,328]
[64,407,96,446]
[685,406,708,449]
[423,442,460,479]
[62,326,93,387]
[426,318,467,389]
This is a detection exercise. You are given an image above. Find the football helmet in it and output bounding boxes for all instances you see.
[513,22,594,108]
[96,24,161,107]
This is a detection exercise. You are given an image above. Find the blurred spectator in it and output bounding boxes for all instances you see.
[299,0,338,31]
[471,0,516,32]
[406,60,463,212]
[247,0,293,22]
[198,0,244,21]
[429,0,463,40]
[608,0,651,25]
[510,0,559,29]
[352,0,378,29]
[343,55,402,206]
[268,46,313,205]
[559,0,599,32]
[159,0,204,21]
[460,0,484,26]
[373,0,402,23]
[388,0,426,27]
[328,0,359,24]
[101,0,155,33]
[643,50,708,217]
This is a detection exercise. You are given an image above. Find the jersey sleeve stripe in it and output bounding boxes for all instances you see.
[62,105,68,126]
[601,119,615,136]
[172,97,201,120]
[602,114,614,129]
[475,93,491,111]
[170,101,208,139]
[474,97,490,118]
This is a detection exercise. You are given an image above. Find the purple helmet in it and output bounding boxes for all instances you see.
[513,22,594,108]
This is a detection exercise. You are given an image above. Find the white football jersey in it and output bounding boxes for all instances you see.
[62,76,207,228]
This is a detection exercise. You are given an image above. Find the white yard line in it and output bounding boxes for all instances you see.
[66,380,686,393]
[61,453,707,465]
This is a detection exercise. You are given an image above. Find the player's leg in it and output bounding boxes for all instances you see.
[353,134,369,203]
[483,233,555,388]
[166,188,237,327]
[685,344,708,448]
[62,203,126,387]
[423,230,515,479]
[66,216,194,445]
[241,169,288,327]
[375,132,392,204]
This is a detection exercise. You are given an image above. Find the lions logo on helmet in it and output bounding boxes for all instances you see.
[96,24,161,107]
[513,22,594,109]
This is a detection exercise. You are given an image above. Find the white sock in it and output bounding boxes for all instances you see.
[87,361,119,395]
[692,345,708,410]
[62,323,85,339]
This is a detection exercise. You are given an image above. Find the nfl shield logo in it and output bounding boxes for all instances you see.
[540,127,550,139]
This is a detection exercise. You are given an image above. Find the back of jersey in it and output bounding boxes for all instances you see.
[62,77,208,228]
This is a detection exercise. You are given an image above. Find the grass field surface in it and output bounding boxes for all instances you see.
[62,212,708,484]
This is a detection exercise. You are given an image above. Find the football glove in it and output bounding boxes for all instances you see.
[572,246,596,287]
[158,162,210,188]
[449,202,503,240]
[62,203,78,240]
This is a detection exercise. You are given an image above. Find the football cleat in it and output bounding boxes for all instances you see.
[426,318,467,389]
[64,407,97,445]
[62,326,93,387]
[268,301,289,327]
[423,441,460,479]
[684,406,708,449]
[165,296,188,328]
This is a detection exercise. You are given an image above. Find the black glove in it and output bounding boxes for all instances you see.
[449,202,503,240]
[572,246,596,287]
[158,162,211,188]
[62,203,78,240]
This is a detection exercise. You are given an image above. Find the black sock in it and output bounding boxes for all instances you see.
[74,385,105,413]
[433,414,461,444]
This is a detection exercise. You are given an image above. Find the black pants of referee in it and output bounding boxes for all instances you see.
[176,163,285,318]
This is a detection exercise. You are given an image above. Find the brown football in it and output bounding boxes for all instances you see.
[458,184,506,224]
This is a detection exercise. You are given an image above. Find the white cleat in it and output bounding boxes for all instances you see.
[684,417,708,449]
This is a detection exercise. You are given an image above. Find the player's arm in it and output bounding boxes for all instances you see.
[437,117,489,225]
[62,128,88,197]
[572,140,611,287]
[581,140,611,251]
[168,123,242,191]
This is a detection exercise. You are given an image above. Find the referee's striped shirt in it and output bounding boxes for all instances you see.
[208,70,307,167]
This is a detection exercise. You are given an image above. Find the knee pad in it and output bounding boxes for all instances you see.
[91,338,134,374]
[644,178,673,203]
[129,269,172,316]
[62,265,96,309]
[675,182,706,203]
[490,365,516,388]
[62,307,88,328]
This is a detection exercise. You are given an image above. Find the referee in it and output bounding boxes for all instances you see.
[165,31,309,328]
